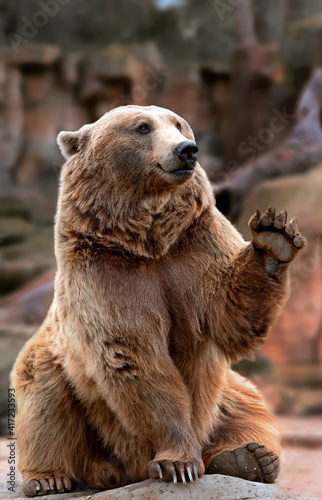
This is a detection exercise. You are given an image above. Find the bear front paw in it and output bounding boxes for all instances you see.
[22,476,72,497]
[148,458,205,484]
[249,206,306,275]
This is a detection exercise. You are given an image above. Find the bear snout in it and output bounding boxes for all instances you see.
[174,141,198,169]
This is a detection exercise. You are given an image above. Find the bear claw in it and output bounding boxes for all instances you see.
[148,459,203,484]
[186,466,194,482]
[155,463,163,479]
[171,468,177,484]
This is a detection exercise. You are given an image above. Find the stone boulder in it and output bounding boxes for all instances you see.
[0,475,316,500]
[0,42,166,194]
[0,270,54,435]
[0,269,54,327]
[234,164,322,415]
[236,163,322,239]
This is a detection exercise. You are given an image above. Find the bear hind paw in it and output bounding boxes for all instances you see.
[205,442,280,483]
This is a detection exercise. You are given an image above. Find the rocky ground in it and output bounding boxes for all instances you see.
[0,418,321,500]
[0,476,317,500]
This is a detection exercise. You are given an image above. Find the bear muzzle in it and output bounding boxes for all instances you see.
[169,140,198,179]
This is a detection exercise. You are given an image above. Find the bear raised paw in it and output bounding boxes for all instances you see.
[12,105,306,496]
[249,206,306,276]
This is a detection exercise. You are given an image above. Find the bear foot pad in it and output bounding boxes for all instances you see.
[22,476,72,497]
[205,442,280,483]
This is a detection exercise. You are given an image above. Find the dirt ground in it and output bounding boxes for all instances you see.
[278,447,322,498]
[277,417,322,498]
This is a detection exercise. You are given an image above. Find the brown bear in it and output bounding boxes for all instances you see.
[12,105,306,497]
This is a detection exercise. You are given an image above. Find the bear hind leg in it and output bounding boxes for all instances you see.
[13,341,124,496]
[203,371,280,483]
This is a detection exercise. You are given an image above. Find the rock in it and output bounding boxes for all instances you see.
[164,66,209,131]
[0,65,23,187]
[233,165,322,415]
[236,164,322,239]
[0,475,317,500]
[0,222,54,296]
[199,153,223,182]
[0,327,32,435]
[7,45,61,66]
[262,238,322,366]
[0,217,34,246]
[0,426,320,500]
[0,269,54,327]
[0,270,55,433]
[87,477,304,499]
[61,53,82,87]
[79,44,166,120]
[235,165,322,367]
[0,257,48,296]
[256,364,322,417]
[163,66,221,164]
[0,197,31,221]
[0,41,169,190]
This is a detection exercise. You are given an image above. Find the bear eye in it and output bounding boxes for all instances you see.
[177,123,182,132]
[137,124,151,134]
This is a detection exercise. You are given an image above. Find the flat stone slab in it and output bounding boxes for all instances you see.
[0,476,318,500]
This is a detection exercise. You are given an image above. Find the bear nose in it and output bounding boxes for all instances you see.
[174,141,198,167]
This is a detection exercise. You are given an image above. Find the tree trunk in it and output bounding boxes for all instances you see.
[254,0,288,43]
[235,0,257,47]
[222,0,281,165]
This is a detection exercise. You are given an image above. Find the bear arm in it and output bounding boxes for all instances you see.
[82,338,200,462]
[213,242,289,362]
[100,351,202,463]
[57,287,201,463]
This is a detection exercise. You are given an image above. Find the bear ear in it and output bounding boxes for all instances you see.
[57,131,81,160]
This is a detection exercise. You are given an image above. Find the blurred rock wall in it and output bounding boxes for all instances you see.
[0,43,165,188]
[0,42,321,428]
[0,44,222,189]
[235,165,322,416]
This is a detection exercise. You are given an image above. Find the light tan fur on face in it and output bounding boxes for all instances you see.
[12,105,293,496]
[149,108,195,174]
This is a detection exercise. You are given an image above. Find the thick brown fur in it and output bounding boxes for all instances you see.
[12,105,306,496]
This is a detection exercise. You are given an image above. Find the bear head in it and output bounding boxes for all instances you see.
[56,105,212,258]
